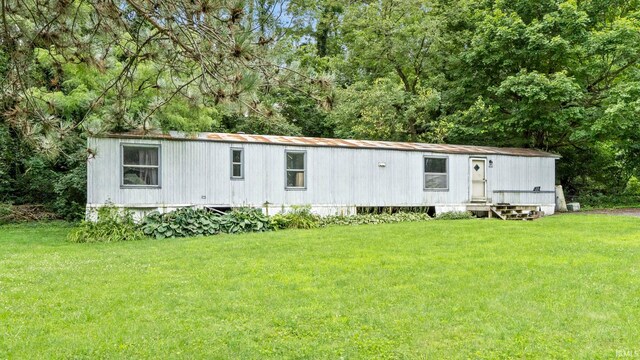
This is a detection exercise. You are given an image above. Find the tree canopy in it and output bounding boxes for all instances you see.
[1,0,640,217]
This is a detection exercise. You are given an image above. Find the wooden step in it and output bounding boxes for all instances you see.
[490,204,542,221]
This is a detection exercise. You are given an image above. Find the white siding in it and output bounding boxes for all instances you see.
[87,137,557,214]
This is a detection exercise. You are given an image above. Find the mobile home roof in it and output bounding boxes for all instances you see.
[100,131,560,158]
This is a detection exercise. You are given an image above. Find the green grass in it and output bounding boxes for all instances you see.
[1,216,639,359]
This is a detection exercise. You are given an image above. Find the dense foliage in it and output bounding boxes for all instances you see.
[68,206,144,243]
[435,211,476,220]
[271,206,321,229]
[319,212,433,226]
[573,194,640,209]
[140,207,275,239]
[140,208,224,239]
[272,206,436,228]
[2,0,640,216]
[72,206,440,242]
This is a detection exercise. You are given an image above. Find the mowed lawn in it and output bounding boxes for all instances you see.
[1,216,639,358]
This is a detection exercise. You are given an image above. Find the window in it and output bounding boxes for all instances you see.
[231,148,244,179]
[121,144,160,187]
[424,156,447,190]
[286,151,306,189]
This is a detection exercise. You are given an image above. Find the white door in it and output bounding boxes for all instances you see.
[471,159,487,202]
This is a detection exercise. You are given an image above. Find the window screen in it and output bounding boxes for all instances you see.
[231,149,244,179]
[286,151,306,188]
[122,145,160,186]
[424,157,447,190]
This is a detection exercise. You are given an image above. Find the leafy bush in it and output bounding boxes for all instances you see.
[271,206,320,229]
[624,176,640,195]
[319,212,432,227]
[13,156,60,205]
[140,208,222,239]
[139,207,275,239]
[0,203,12,224]
[68,206,144,243]
[435,211,475,220]
[220,207,275,234]
[53,157,87,221]
[573,193,640,209]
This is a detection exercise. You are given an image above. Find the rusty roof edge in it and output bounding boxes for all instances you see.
[93,131,561,158]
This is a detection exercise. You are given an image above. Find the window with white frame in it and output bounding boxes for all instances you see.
[286,151,306,189]
[121,145,160,187]
[424,156,448,190]
[231,148,244,179]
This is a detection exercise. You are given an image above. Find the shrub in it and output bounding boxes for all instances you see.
[574,193,640,209]
[140,208,222,239]
[624,176,640,195]
[53,161,87,221]
[0,203,12,224]
[271,206,320,229]
[219,207,275,234]
[68,206,145,243]
[139,207,275,239]
[319,212,432,227]
[435,211,474,220]
[13,156,59,205]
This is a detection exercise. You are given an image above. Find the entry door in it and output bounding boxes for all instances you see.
[471,159,487,201]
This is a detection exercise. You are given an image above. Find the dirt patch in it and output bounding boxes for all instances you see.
[579,208,640,217]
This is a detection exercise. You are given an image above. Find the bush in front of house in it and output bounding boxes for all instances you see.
[140,206,437,238]
[220,207,276,234]
[140,207,222,239]
[67,205,474,244]
[271,206,320,229]
[140,207,275,239]
[435,211,475,220]
[68,205,144,243]
[318,212,433,227]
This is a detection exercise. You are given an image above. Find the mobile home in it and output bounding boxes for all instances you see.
[87,131,559,219]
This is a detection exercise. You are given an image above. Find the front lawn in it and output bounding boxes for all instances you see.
[1,216,639,358]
